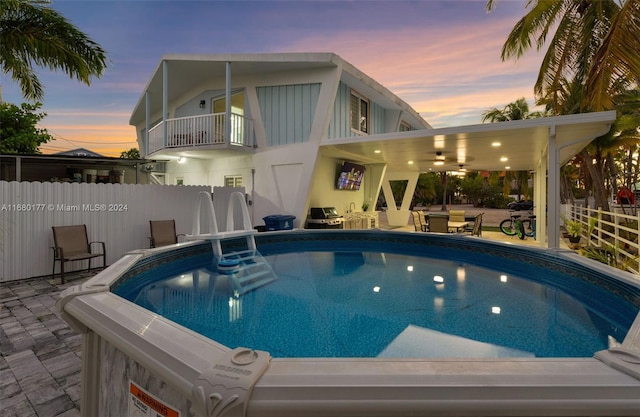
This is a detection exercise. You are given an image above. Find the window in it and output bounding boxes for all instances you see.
[350,90,369,134]
[399,121,412,132]
[176,177,184,186]
[225,175,243,187]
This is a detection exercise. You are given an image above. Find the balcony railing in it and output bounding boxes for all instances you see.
[148,112,253,154]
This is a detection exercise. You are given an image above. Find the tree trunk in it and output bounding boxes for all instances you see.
[440,172,448,211]
[580,149,610,210]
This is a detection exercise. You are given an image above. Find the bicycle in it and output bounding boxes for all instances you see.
[499,210,536,240]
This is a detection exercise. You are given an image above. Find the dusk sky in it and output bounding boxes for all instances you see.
[0,0,545,157]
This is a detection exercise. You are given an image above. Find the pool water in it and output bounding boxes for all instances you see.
[114,246,636,358]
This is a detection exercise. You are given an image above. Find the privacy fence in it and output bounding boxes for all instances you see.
[0,181,210,282]
[565,204,640,275]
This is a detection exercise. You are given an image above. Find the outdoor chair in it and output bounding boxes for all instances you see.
[149,220,185,248]
[51,225,106,284]
[469,213,483,236]
[448,210,466,223]
[411,211,427,232]
[427,215,449,233]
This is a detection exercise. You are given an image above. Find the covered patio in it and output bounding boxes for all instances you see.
[319,110,617,248]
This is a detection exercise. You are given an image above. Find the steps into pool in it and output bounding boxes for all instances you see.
[218,249,277,296]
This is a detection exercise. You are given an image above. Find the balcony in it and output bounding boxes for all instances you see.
[148,112,254,155]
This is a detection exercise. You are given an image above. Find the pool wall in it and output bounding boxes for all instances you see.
[57,230,640,417]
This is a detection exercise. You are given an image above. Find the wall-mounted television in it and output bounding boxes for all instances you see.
[336,161,365,190]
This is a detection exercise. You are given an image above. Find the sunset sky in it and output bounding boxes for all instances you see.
[0,0,545,157]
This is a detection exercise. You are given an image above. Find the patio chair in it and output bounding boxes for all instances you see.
[411,211,427,232]
[149,220,185,248]
[51,225,106,284]
[470,213,483,236]
[448,210,466,223]
[427,215,449,233]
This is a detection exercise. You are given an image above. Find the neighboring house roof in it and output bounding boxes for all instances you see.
[54,148,104,157]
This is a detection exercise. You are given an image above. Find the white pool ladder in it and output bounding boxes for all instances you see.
[185,190,257,258]
[185,191,276,295]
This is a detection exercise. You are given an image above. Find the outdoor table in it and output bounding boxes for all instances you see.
[447,221,469,232]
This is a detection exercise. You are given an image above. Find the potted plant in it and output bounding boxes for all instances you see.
[564,220,582,243]
[362,203,369,212]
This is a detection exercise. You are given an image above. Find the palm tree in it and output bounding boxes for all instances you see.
[482,97,544,122]
[0,0,107,101]
[486,0,640,112]
[482,97,541,200]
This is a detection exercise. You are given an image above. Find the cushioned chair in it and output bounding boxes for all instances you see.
[448,210,466,223]
[427,215,449,233]
[411,211,427,232]
[149,220,184,248]
[51,225,106,284]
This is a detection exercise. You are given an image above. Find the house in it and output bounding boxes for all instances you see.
[129,52,616,248]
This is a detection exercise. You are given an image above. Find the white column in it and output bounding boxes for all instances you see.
[145,91,150,156]
[225,61,231,144]
[162,60,168,147]
[547,125,560,248]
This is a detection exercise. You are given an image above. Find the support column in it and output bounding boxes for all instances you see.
[547,125,560,248]
[162,60,168,147]
[381,171,419,227]
[145,91,150,156]
[225,61,231,144]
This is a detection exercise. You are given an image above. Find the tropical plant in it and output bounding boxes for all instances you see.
[486,0,640,113]
[487,0,640,211]
[0,101,52,153]
[0,0,107,101]
[120,148,140,159]
[563,219,582,238]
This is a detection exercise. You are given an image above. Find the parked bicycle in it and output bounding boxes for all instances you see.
[499,210,536,240]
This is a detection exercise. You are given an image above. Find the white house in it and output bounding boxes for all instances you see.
[130,52,616,248]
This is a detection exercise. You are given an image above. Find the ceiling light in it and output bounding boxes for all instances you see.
[492,142,501,147]
[500,157,508,162]
[177,157,186,164]
[505,166,511,170]
[374,149,381,154]
[408,160,414,165]
[491,306,501,314]
[434,161,444,166]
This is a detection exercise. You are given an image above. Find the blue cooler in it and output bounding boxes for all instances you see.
[263,215,296,231]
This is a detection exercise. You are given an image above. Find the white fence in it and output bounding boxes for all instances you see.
[566,204,640,275]
[0,181,210,282]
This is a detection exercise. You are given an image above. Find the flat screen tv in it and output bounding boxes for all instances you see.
[336,162,365,190]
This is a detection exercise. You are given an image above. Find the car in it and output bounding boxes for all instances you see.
[507,200,533,211]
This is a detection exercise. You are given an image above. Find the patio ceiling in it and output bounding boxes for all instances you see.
[320,111,616,173]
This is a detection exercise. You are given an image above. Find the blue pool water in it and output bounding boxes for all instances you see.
[112,231,640,359]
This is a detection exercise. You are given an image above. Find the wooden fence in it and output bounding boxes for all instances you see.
[0,181,210,282]
[565,204,640,275]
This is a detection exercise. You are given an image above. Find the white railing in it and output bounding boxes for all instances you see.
[148,112,253,154]
[566,204,640,275]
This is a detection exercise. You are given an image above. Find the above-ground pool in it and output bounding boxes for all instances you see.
[59,230,640,417]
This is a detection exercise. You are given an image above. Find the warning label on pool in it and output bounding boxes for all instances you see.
[129,381,180,417]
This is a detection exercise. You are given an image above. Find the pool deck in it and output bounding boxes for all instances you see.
[0,210,570,416]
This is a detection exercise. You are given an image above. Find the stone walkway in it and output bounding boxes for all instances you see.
[1,273,95,417]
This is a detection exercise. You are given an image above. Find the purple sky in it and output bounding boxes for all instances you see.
[0,0,544,156]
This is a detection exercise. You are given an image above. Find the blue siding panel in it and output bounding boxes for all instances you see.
[257,83,320,146]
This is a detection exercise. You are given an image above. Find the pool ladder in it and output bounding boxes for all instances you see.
[185,191,277,295]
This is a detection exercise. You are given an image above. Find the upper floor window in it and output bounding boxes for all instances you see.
[350,90,369,134]
[225,175,243,187]
[399,121,412,132]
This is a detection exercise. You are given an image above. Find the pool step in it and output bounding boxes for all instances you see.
[221,250,277,296]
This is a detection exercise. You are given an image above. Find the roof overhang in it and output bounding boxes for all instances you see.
[319,111,616,172]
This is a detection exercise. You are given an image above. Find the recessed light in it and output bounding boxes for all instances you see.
[492,142,501,147]
[505,166,511,170]
[500,157,508,162]
[408,160,414,165]
[434,161,444,166]
[374,149,381,154]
